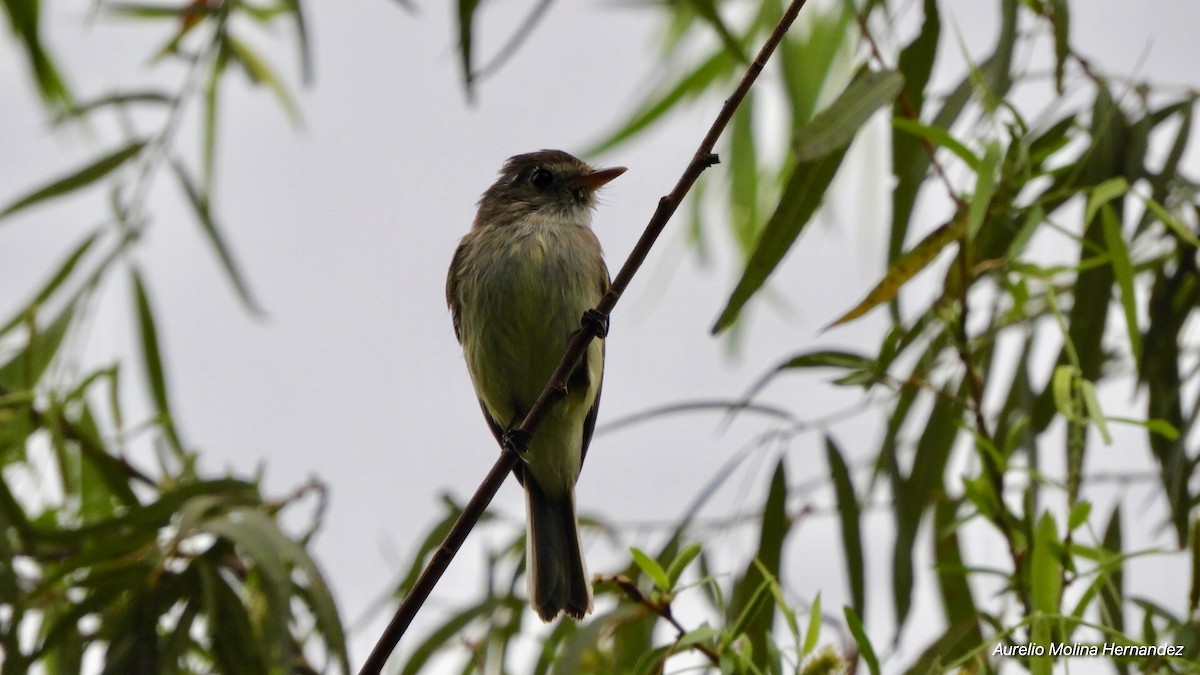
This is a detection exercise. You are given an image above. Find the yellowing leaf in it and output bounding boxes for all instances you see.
[825,216,966,330]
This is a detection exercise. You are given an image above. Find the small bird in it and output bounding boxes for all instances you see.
[446,150,625,621]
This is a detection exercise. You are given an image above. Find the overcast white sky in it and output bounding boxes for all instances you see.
[2,0,1198,672]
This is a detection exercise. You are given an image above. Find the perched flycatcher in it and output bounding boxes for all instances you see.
[446,150,625,621]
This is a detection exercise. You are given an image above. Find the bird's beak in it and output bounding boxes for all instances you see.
[571,166,627,191]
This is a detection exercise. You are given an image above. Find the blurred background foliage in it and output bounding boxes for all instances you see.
[1,0,1198,673]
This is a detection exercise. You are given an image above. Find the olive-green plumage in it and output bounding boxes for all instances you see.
[446,150,623,621]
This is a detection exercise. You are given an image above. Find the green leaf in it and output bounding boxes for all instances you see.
[630,547,670,591]
[225,36,301,126]
[686,0,746,63]
[1140,192,1200,247]
[203,44,229,193]
[2,0,74,111]
[587,48,735,156]
[1049,0,1070,93]
[666,542,702,590]
[1084,176,1129,225]
[712,145,849,333]
[1189,518,1199,615]
[1079,379,1111,444]
[0,230,99,337]
[0,301,76,390]
[52,90,171,124]
[130,267,183,455]
[170,158,264,315]
[455,0,480,94]
[967,141,1001,239]
[893,379,964,631]
[932,499,979,629]
[802,593,822,656]
[1068,501,1092,532]
[825,436,864,617]
[793,69,904,162]
[1099,205,1140,364]
[843,606,880,675]
[0,141,145,220]
[891,117,980,171]
[725,458,790,669]
[201,510,297,672]
[1030,512,1062,614]
[826,217,965,330]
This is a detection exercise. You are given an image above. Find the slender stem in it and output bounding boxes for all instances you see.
[358,1,812,671]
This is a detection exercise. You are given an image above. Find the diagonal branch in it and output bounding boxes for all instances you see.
[359,1,812,671]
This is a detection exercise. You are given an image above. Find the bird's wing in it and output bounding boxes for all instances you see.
[446,241,467,343]
[579,265,610,472]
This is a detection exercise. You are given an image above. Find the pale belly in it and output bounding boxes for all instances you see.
[455,222,605,494]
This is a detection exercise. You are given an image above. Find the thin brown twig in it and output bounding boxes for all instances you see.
[601,574,722,666]
[357,1,812,671]
[852,11,965,210]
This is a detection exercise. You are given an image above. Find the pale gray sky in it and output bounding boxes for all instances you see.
[2,1,1197,672]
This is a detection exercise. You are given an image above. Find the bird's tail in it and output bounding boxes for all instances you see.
[525,478,592,621]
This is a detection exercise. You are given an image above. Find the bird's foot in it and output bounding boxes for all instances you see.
[502,428,532,456]
[581,308,610,339]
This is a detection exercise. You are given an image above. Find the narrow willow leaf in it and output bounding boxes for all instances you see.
[891,117,980,171]
[1084,177,1129,225]
[1006,204,1044,260]
[712,146,849,333]
[793,69,904,161]
[895,0,940,116]
[1049,0,1070,93]
[1101,507,1126,637]
[170,158,264,315]
[826,217,965,330]
[725,459,789,668]
[802,593,821,656]
[933,499,979,629]
[843,606,880,675]
[967,141,1000,239]
[1189,518,1199,615]
[893,383,961,630]
[587,49,735,156]
[1030,512,1062,614]
[197,558,268,674]
[279,0,313,84]
[1068,501,1092,531]
[889,0,1013,278]
[825,436,864,617]
[0,301,76,390]
[130,267,183,454]
[225,36,301,125]
[630,547,670,591]
[202,510,296,672]
[666,542,702,589]
[741,350,875,403]
[729,95,760,253]
[1051,365,1078,419]
[53,90,171,124]
[0,141,145,220]
[401,600,501,675]
[1100,205,1141,362]
[456,0,479,93]
[0,230,99,336]
[686,0,746,62]
[203,45,228,193]
[1141,192,1200,247]
[1079,380,1112,444]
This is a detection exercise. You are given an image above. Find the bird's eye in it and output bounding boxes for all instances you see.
[530,168,553,188]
